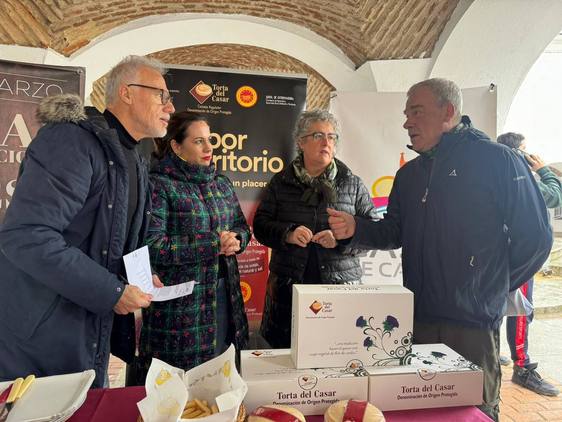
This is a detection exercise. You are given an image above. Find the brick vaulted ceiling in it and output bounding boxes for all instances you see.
[1,0,459,107]
[0,0,459,63]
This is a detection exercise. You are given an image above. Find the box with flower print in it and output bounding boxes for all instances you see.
[290,284,413,369]
[366,343,483,411]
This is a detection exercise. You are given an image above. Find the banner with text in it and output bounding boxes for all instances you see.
[0,59,84,222]
[331,87,496,284]
[165,66,307,325]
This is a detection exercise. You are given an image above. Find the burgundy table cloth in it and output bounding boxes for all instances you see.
[69,387,492,422]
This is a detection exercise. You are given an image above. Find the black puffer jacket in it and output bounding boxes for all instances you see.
[254,158,378,282]
[253,158,377,346]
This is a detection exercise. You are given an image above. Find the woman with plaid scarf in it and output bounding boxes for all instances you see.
[133,111,250,383]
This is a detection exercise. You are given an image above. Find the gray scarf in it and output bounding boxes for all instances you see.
[292,152,338,206]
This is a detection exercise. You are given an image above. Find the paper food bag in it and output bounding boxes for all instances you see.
[137,345,247,422]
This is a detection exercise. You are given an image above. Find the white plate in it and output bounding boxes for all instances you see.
[0,370,95,422]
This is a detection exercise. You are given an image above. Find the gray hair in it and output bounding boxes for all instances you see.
[105,55,167,106]
[293,109,340,148]
[497,132,525,149]
[408,78,463,123]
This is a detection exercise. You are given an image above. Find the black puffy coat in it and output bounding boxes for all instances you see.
[0,97,151,387]
[253,158,377,347]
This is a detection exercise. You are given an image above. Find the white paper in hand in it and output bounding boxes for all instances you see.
[123,246,195,301]
[152,281,195,302]
[123,246,153,292]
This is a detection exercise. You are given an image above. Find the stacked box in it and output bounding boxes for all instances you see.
[366,343,483,411]
[240,348,368,416]
[291,284,414,369]
[241,284,483,414]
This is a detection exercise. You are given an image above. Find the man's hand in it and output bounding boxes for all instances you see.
[152,274,164,288]
[286,225,313,247]
[113,285,152,315]
[327,208,356,240]
[312,229,337,248]
[219,231,241,256]
[526,154,546,172]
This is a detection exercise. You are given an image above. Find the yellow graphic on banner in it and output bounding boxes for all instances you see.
[240,281,252,303]
[371,176,394,198]
[236,86,258,108]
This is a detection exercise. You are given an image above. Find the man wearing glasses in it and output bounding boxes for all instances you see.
[0,55,175,388]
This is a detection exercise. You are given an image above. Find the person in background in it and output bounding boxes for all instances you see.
[0,55,174,387]
[496,131,561,397]
[253,109,378,348]
[328,78,552,421]
[132,111,250,384]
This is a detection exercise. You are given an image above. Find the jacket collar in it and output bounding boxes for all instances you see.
[103,110,138,150]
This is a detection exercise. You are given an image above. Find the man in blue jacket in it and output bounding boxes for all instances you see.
[0,55,174,388]
[328,78,552,421]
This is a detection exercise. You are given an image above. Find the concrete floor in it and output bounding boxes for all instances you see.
[500,314,562,384]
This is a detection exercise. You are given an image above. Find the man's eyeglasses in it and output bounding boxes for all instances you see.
[127,83,173,105]
[301,132,339,143]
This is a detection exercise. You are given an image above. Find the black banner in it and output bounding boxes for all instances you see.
[165,66,307,324]
[165,66,306,201]
[0,59,84,221]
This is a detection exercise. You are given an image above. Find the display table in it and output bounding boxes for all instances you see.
[68,386,492,421]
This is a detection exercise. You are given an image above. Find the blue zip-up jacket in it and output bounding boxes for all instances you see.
[350,116,552,329]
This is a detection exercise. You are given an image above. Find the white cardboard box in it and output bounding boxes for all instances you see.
[291,284,413,369]
[367,343,483,411]
[241,349,368,416]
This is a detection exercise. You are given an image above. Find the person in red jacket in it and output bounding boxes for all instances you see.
[497,131,561,397]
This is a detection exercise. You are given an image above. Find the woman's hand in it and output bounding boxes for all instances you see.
[312,229,337,248]
[286,225,313,247]
[220,231,241,256]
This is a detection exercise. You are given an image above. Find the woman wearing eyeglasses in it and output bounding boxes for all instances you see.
[132,111,250,382]
[253,109,378,348]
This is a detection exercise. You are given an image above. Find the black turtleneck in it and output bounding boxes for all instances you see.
[103,110,139,239]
